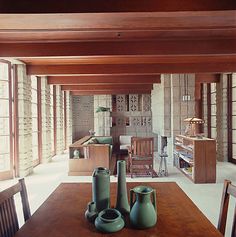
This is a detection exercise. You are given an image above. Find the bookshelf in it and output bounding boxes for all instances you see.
[174,135,216,183]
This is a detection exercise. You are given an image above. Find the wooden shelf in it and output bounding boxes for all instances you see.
[174,135,216,184]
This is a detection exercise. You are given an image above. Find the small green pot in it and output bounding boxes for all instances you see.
[95,208,124,233]
[85,201,98,223]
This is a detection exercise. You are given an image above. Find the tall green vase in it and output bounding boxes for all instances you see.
[130,186,157,229]
[115,160,130,215]
[92,167,110,212]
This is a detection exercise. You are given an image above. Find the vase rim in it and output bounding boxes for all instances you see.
[99,208,121,223]
[93,167,110,176]
[132,185,153,194]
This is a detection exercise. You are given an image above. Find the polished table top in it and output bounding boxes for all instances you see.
[14,182,223,237]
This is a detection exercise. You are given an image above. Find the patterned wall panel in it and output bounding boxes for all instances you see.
[129,94,138,111]
[142,94,151,111]
[116,95,126,112]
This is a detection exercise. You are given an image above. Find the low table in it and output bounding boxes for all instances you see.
[14,182,222,237]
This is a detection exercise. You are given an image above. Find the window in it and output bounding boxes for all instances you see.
[0,61,13,180]
[228,74,236,164]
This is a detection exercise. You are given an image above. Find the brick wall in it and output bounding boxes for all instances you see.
[72,95,94,141]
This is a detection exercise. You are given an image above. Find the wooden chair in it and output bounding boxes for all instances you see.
[0,178,31,237]
[129,137,155,178]
[218,180,236,237]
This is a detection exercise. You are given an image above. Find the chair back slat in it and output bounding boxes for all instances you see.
[218,180,236,237]
[0,178,31,237]
[131,137,154,157]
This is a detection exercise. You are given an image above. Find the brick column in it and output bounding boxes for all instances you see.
[17,64,33,176]
[56,86,64,154]
[41,76,52,162]
[216,74,228,161]
[66,91,72,147]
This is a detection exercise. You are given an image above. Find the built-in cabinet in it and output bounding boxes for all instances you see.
[174,135,216,183]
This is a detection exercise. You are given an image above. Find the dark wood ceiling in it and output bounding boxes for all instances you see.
[0,1,235,94]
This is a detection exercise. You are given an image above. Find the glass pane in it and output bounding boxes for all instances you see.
[0,118,10,135]
[232,87,236,101]
[233,102,236,115]
[211,115,216,128]
[232,143,236,160]
[233,130,236,143]
[0,99,9,115]
[211,83,216,92]
[0,136,10,154]
[32,118,38,132]
[0,153,10,171]
[211,93,216,103]
[32,104,38,116]
[232,116,236,130]
[31,76,37,89]
[0,80,9,99]
[211,105,216,116]
[232,78,236,87]
[211,128,217,139]
[0,63,9,80]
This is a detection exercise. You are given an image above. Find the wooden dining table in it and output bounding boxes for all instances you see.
[14,182,223,237]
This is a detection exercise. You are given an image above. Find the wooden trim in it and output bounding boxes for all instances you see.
[207,84,211,138]
[53,85,57,155]
[37,76,42,165]
[64,91,67,150]
[13,64,19,177]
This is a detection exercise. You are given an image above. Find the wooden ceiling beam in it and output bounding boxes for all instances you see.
[0,39,235,57]
[27,62,236,75]
[70,90,151,95]
[0,0,235,13]
[47,75,160,85]
[0,11,235,31]
[21,55,236,65]
[195,73,221,83]
[61,84,153,91]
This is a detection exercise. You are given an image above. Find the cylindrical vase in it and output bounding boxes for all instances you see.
[115,160,130,215]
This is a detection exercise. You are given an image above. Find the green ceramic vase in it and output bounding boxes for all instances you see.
[92,167,110,212]
[130,186,157,229]
[95,208,124,233]
[115,160,130,215]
